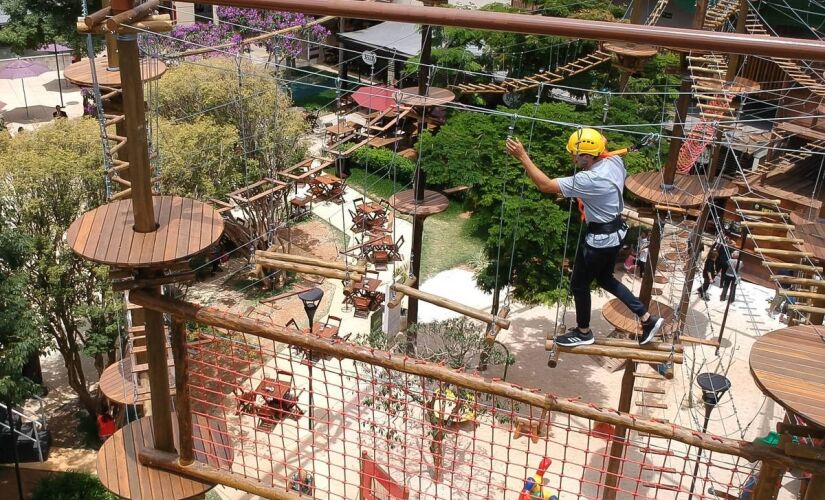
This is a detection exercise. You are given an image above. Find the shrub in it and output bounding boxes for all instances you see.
[350,146,416,184]
[33,471,117,500]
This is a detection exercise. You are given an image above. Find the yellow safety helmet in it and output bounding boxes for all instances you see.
[566,128,607,156]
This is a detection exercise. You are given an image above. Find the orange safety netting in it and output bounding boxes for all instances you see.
[184,332,760,499]
[676,120,717,174]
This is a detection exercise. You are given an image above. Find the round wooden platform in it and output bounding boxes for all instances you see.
[750,326,825,428]
[603,41,658,58]
[97,413,232,499]
[64,56,167,87]
[627,173,737,208]
[657,261,677,272]
[67,196,224,268]
[99,359,139,406]
[602,298,674,338]
[795,221,825,260]
[670,242,688,251]
[663,252,680,261]
[396,86,455,107]
[389,189,449,216]
[654,275,669,284]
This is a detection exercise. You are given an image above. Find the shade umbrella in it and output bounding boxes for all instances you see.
[351,85,397,112]
[40,43,72,107]
[0,60,50,119]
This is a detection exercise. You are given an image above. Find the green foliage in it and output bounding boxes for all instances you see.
[156,58,308,176]
[350,146,416,184]
[0,230,42,405]
[33,471,117,500]
[156,117,247,199]
[421,99,661,303]
[0,118,117,413]
[0,0,93,53]
[411,317,514,369]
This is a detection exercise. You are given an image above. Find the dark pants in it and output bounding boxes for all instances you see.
[720,274,736,301]
[637,259,647,279]
[699,273,713,295]
[571,243,648,330]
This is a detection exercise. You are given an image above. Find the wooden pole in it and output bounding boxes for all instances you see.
[387,276,416,308]
[751,462,785,500]
[393,282,511,329]
[140,280,175,452]
[255,256,363,282]
[105,0,160,30]
[139,449,301,500]
[171,319,194,466]
[116,32,155,232]
[256,251,367,274]
[128,289,825,473]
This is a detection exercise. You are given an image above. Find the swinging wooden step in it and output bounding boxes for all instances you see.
[736,209,788,218]
[770,276,825,287]
[732,196,781,205]
[638,447,675,456]
[757,249,815,258]
[636,400,669,409]
[741,221,793,230]
[762,262,821,272]
[750,235,804,244]
[634,372,666,380]
[786,304,825,315]
[640,464,679,474]
[780,290,825,301]
[547,341,684,364]
[679,335,720,347]
[634,387,666,395]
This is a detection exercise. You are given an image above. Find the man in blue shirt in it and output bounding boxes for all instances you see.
[506,128,664,346]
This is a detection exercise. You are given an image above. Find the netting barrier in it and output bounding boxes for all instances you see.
[131,291,822,499]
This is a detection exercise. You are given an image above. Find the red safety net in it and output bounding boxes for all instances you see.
[676,119,717,174]
[184,330,761,499]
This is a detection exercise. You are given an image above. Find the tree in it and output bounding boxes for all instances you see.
[156,57,309,178]
[0,229,43,406]
[0,0,93,54]
[420,99,662,303]
[0,119,118,414]
[155,116,248,199]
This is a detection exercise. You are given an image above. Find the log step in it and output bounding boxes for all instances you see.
[762,262,820,272]
[636,400,669,409]
[634,387,666,395]
[634,372,666,380]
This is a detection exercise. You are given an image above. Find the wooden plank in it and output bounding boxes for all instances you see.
[770,276,825,287]
[105,200,131,264]
[137,208,159,266]
[751,235,804,243]
[188,199,205,256]
[82,202,110,257]
[152,196,173,263]
[762,262,821,272]
[164,197,183,262]
[176,198,194,267]
[93,201,119,262]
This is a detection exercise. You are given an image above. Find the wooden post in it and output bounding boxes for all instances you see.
[805,474,825,500]
[141,283,175,452]
[406,213,425,349]
[603,361,636,499]
[117,32,155,232]
[725,0,750,82]
[171,319,194,465]
[751,462,785,500]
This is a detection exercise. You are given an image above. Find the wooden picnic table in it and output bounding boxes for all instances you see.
[310,174,344,202]
[325,121,358,144]
[357,201,386,216]
[303,322,340,339]
[255,377,291,403]
[750,325,825,428]
[353,278,382,294]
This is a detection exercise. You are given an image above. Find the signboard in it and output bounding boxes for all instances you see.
[362,50,377,66]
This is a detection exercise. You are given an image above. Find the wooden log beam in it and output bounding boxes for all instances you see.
[256,250,367,275]
[741,221,793,230]
[750,235,805,244]
[255,256,363,282]
[770,276,825,287]
[762,261,821,272]
[392,282,511,329]
[127,289,825,474]
[387,276,417,308]
[139,449,294,500]
[573,338,685,353]
[170,320,194,466]
[544,341,684,364]
[757,248,815,258]
[84,6,111,27]
[485,306,511,341]
[111,271,197,292]
[732,196,781,205]
[106,0,160,30]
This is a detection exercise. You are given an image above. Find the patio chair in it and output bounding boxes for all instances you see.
[233,386,256,415]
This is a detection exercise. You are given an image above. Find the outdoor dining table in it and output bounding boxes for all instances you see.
[310,174,344,201]
[254,377,290,404]
[356,201,386,218]
[325,121,358,144]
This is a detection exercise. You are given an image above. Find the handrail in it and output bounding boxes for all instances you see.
[0,401,46,462]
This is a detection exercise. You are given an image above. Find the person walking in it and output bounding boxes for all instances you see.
[506,128,664,347]
[720,250,743,302]
[697,248,719,301]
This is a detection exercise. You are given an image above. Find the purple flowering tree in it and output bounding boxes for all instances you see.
[144,7,329,63]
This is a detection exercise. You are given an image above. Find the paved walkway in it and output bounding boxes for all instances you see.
[1,68,83,132]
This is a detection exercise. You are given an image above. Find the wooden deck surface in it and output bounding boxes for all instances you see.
[389,189,449,216]
[99,359,176,406]
[396,86,455,107]
[97,413,232,499]
[602,298,675,338]
[625,172,735,207]
[66,196,224,268]
[64,56,166,87]
[750,325,825,428]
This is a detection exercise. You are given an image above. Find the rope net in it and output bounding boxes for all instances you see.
[182,328,764,499]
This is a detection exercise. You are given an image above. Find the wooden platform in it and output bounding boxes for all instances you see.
[64,56,167,87]
[750,326,825,428]
[99,359,176,406]
[67,196,224,268]
[625,172,736,207]
[602,298,675,338]
[603,41,658,58]
[795,221,825,260]
[396,86,455,107]
[97,413,232,499]
[389,189,449,216]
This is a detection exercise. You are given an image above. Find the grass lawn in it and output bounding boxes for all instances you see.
[344,167,484,279]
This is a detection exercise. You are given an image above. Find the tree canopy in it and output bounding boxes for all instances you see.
[0,229,42,405]
[0,0,91,53]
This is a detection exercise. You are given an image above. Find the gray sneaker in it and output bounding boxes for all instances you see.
[555,328,595,347]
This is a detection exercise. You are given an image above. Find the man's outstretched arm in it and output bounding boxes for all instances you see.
[505,137,561,194]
